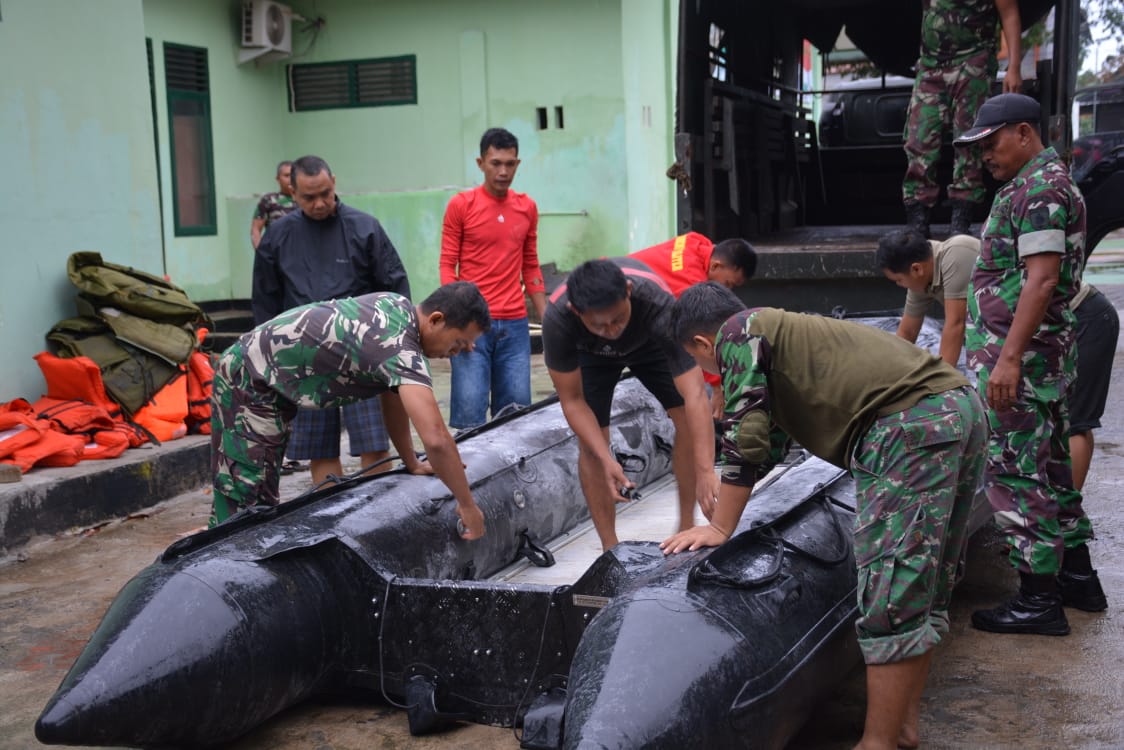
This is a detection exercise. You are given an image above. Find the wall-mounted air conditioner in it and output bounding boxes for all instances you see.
[240,0,292,64]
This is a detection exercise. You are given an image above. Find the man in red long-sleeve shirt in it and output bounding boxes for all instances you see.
[440,128,547,429]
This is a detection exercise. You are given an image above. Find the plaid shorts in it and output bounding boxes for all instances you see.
[286,396,389,459]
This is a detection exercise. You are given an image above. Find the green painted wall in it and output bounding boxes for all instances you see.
[142,0,289,301]
[152,0,677,302]
[0,0,163,402]
[272,0,674,295]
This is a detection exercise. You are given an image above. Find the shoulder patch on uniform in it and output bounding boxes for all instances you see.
[1028,205,1052,231]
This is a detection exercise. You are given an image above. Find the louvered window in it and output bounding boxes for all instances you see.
[164,43,216,235]
[288,56,417,111]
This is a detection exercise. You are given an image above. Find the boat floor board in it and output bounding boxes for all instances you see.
[493,474,681,586]
[492,463,798,587]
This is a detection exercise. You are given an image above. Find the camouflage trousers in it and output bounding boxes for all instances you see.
[902,50,996,206]
[208,344,298,527]
[977,367,1093,575]
[851,386,986,665]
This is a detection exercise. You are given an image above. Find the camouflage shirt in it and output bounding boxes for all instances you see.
[966,147,1085,377]
[253,192,297,229]
[919,0,998,67]
[714,308,966,487]
[237,292,432,408]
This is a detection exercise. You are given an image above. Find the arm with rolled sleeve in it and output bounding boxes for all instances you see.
[661,328,789,554]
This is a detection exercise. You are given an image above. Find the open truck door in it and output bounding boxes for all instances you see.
[672,0,1118,274]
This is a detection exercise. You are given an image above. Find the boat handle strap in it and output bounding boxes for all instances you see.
[687,494,849,589]
[518,530,556,568]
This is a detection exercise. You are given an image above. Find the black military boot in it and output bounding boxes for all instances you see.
[971,573,1070,635]
[948,199,975,237]
[904,201,931,239]
[1058,544,1108,612]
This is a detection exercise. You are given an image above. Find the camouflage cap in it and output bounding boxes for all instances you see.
[954,93,1041,145]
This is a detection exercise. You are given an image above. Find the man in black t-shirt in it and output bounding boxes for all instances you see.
[542,258,719,550]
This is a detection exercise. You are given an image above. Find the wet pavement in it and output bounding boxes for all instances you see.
[2,308,1123,749]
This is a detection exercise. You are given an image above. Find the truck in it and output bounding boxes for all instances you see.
[670,0,1124,314]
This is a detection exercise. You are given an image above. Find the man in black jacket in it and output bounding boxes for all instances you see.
[252,154,411,486]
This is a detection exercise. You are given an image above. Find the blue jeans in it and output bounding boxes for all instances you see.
[449,317,531,429]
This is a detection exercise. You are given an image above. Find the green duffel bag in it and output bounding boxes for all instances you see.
[46,316,182,417]
[67,251,207,326]
[95,307,195,366]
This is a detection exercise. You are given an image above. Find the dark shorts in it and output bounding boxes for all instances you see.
[286,396,389,459]
[579,341,684,426]
[1069,289,1119,434]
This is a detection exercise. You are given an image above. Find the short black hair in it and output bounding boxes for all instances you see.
[672,282,746,345]
[419,282,492,332]
[275,160,292,177]
[876,229,932,274]
[712,238,758,279]
[290,155,332,188]
[566,259,628,313]
[480,128,519,156]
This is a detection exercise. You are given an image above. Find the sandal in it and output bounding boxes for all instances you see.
[280,460,304,475]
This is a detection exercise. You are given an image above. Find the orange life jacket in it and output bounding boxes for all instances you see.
[131,373,188,443]
[30,397,130,461]
[0,401,45,460]
[34,351,123,419]
[1,423,86,472]
[34,351,154,447]
[185,331,214,434]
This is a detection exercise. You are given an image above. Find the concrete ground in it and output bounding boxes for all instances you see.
[2,283,1123,749]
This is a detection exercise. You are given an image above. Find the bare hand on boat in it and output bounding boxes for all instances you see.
[659,523,729,554]
[456,502,486,540]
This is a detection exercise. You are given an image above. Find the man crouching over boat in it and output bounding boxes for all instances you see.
[661,282,987,750]
[542,258,720,551]
[208,282,490,540]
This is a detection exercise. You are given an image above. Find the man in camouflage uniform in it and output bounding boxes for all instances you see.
[250,160,297,250]
[208,282,490,540]
[956,93,1107,635]
[662,283,986,750]
[902,0,1022,238]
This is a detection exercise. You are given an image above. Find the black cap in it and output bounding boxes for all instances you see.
[954,93,1041,145]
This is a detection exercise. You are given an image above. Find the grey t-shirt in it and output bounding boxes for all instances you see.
[903,235,980,317]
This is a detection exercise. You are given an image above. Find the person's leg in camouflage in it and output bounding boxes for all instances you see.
[946,50,997,236]
[208,346,296,527]
[851,386,987,750]
[970,366,1095,634]
[902,63,952,238]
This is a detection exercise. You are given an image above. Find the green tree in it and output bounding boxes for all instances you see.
[1080,0,1124,83]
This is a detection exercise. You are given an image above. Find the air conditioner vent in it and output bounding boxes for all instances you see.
[240,0,292,64]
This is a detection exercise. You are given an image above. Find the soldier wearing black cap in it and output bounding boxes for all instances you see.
[956,93,1107,636]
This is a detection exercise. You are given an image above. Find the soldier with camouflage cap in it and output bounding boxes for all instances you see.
[208,283,491,540]
[957,93,1107,636]
[902,0,1022,239]
[662,282,987,750]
